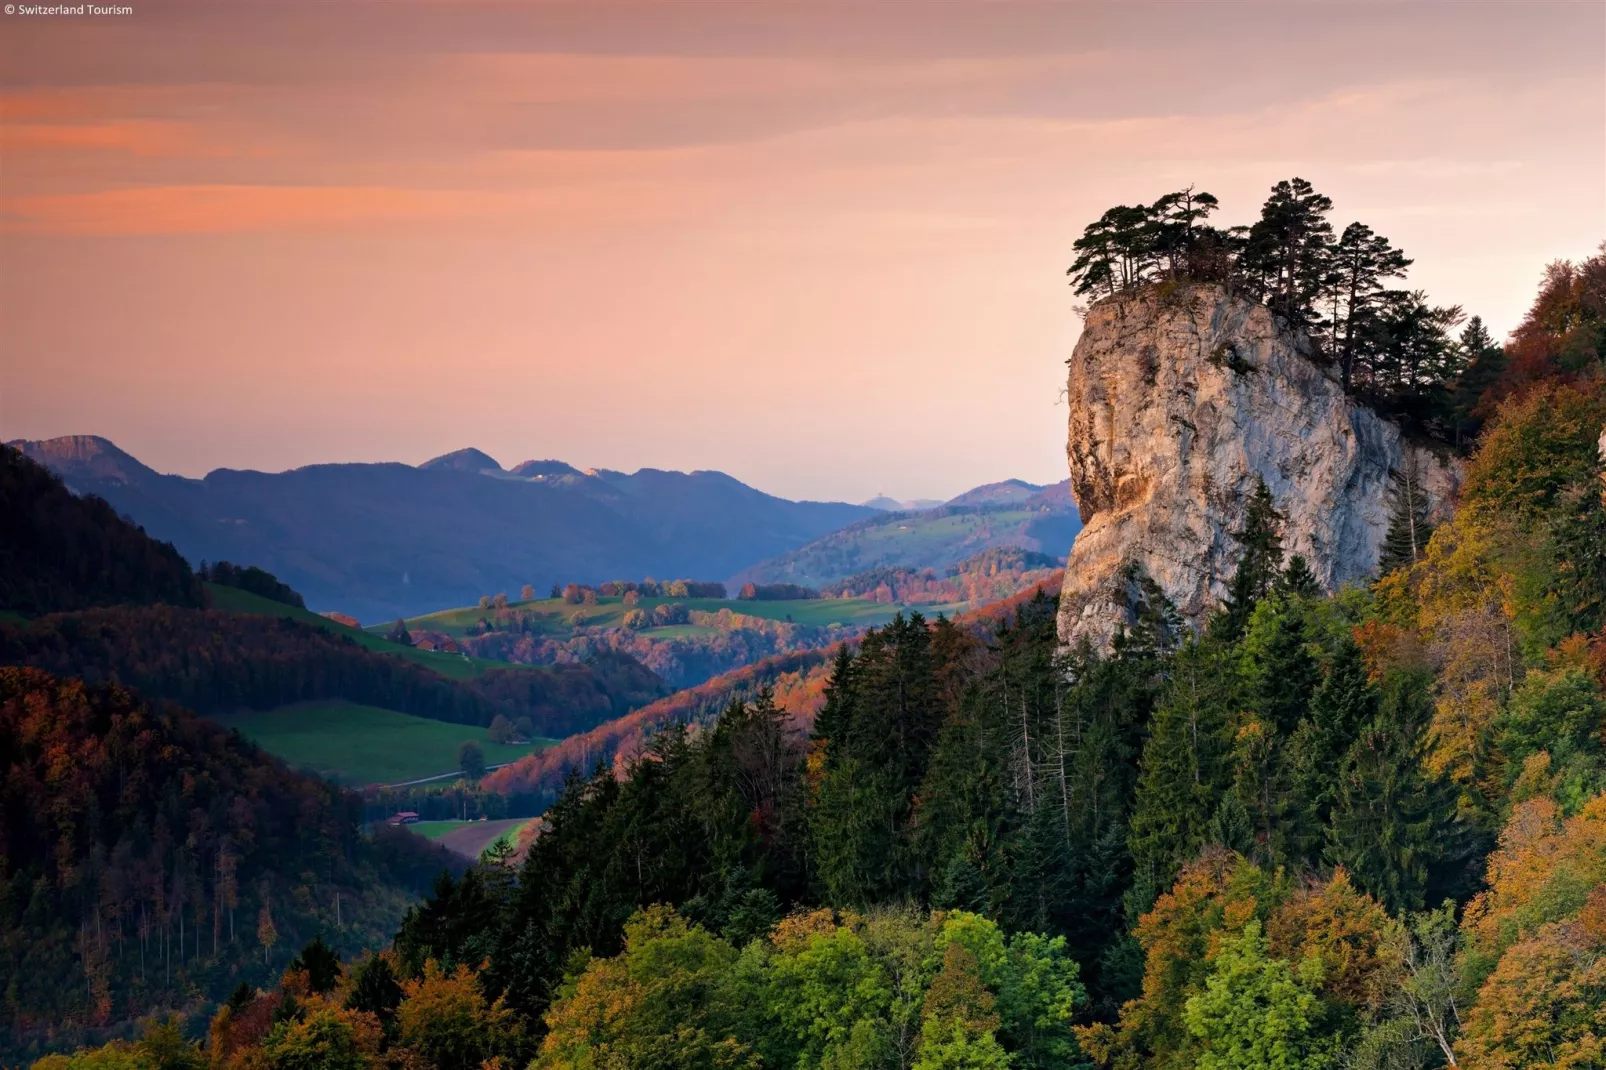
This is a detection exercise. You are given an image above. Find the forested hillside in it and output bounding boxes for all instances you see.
[367,376,1606,1067]
[0,606,662,738]
[0,668,459,1054]
[482,569,1069,806]
[0,451,666,741]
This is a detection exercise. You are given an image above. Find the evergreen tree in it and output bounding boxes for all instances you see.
[920,643,1025,920]
[1067,204,1162,296]
[808,614,944,904]
[1151,186,1222,279]
[347,954,403,1027]
[1282,639,1379,864]
[1277,555,1321,599]
[287,936,343,993]
[1324,672,1446,913]
[1378,461,1435,574]
[1206,791,1257,859]
[1241,178,1335,333]
[809,643,857,757]
[1242,593,1322,736]
[1212,479,1286,642]
[1328,221,1412,390]
[1126,638,1242,913]
[1367,291,1465,394]
[458,740,486,781]
[1548,472,1606,635]
[1448,316,1507,446]
[1033,652,1152,957]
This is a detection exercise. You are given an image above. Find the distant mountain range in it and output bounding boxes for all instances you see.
[732,479,1081,590]
[861,494,945,511]
[11,436,877,622]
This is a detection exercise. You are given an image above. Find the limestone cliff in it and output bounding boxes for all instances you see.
[1057,283,1460,650]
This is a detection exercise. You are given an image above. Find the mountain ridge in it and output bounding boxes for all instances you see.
[10,436,877,621]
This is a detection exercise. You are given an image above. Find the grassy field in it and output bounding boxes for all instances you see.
[406,820,462,840]
[212,700,556,786]
[406,818,531,859]
[206,583,505,679]
[385,593,902,638]
[0,610,26,625]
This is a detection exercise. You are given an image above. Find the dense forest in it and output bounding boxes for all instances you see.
[54,242,1605,1070]
[0,668,459,1053]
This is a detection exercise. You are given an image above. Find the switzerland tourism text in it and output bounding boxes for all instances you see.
[8,4,134,13]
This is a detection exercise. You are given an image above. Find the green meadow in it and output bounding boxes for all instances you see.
[405,820,464,841]
[206,583,505,678]
[212,700,555,787]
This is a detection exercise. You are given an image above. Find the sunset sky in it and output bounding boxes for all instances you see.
[3,0,1603,503]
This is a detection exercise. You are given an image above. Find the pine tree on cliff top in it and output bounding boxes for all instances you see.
[1241,177,1335,333]
[1329,220,1412,391]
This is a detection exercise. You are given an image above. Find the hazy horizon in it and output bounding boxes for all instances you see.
[5,0,1603,501]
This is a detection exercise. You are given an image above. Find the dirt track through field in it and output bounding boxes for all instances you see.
[434,818,527,859]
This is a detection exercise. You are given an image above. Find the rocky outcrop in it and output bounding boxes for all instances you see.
[9,434,154,486]
[1057,284,1461,650]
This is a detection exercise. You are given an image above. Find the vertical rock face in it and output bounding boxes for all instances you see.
[1057,284,1461,650]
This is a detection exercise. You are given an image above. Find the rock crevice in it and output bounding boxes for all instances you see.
[1057,284,1460,650]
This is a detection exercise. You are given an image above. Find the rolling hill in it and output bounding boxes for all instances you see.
[731,479,1081,589]
[483,569,1066,804]
[10,436,876,621]
[389,591,902,638]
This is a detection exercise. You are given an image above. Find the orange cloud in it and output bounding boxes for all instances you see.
[0,85,228,121]
[0,181,688,235]
[0,185,491,235]
[1,120,199,156]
